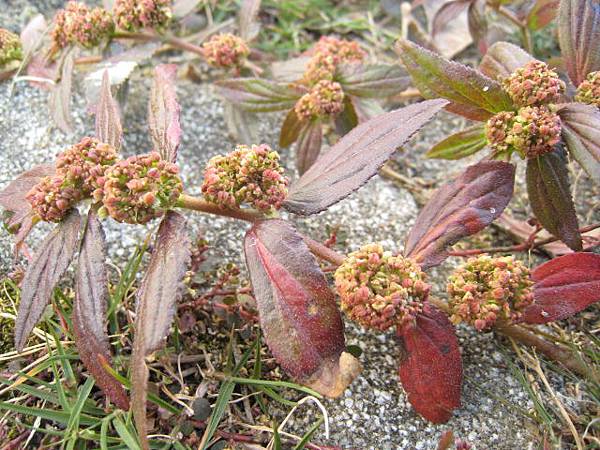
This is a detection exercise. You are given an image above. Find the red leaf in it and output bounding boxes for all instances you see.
[244,219,361,397]
[73,208,129,409]
[527,0,559,31]
[95,71,123,150]
[295,120,323,175]
[278,108,303,148]
[522,253,600,324]
[397,304,462,423]
[558,103,600,180]
[404,160,515,269]
[479,42,536,80]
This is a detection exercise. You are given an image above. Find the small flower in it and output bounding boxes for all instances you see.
[485,111,516,156]
[334,244,430,331]
[26,175,82,223]
[303,36,366,85]
[294,80,345,121]
[201,144,289,212]
[201,33,250,69]
[98,152,182,224]
[575,71,600,107]
[113,0,171,31]
[0,29,22,66]
[508,106,562,158]
[447,255,534,331]
[51,2,114,49]
[502,61,565,107]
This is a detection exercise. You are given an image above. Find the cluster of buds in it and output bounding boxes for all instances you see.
[303,36,366,85]
[334,244,430,331]
[51,1,114,49]
[575,71,600,107]
[0,29,22,66]
[97,152,182,224]
[202,144,289,212]
[26,175,82,223]
[502,61,565,107]
[485,111,516,156]
[113,0,171,31]
[294,80,345,121]
[447,255,534,331]
[201,33,250,70]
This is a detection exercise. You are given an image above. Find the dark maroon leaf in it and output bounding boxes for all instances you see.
[404,161,515,269]
[15,210,81,351]
[426,125,487,159]
[527,0,559,31]
[336,64,411,98]
[244,219,361,397]
[334,96,359,135]
[397,304,462,423]
[558,103,600,180]
[49,49,76,133]
[526,150,582,251]
[558,0,600,85]
[296,120,323,175]
[217,78,305,113]
[432,0,472,37]
[95,71,123,150]
[73,208,129,410]
[283,99,448,215]
[479,42,536,80]
[279,108,303,148]
[522,253,600,324]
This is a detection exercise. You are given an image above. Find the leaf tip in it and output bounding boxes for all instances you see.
[305,351,362,398]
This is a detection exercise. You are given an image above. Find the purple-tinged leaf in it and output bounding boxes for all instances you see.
[467,0,489,54]
[270,57,310,82]
[526,150,582,251]
[527,0,559,31]
[296,120,323,175]
[244,219,361,397]
[73,208,129,410]
[334,96,359,135]
[217,78,305,113]
[95,71,123,150]
[558,0,600,86]
[131,212,190,449]
[336,64,411,98]
[404,160,515,269]
[279,108,303,148]
[396,39,513,121]
[426,124,487,159]
[148,64,182,163]
[522,253,600,324]
[283,99,448,215]
[172,0,199,18]
[239,0,261,41]
[558,103,600,180]
[397,304,462,423]
[20,14,47,55]
[15,210,81,351]
[352,97,385,123]
[479,42,536,80]
[224,103,260,145]
[48,49,76,133]
[432,0,472,37]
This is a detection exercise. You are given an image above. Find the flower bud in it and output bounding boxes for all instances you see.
[113,0,171,32]
[502,61,565,107]
[334,244,430,331]
[51,2,114,49]
[485,111,516,156]
[575,71,600,107]
[0,29,22,66]
[294,80,345,121]
[447,255,534,331]
[507,106,562,158]
[201,33,250,69]
[98,152,182,224]
[303,36,366,85]
[26,175,82,223]
[202,144,289,212]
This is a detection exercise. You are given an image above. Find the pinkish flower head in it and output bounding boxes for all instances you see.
[201,33,250,69]
[201,144,289,212]
[575,71,600,107]
[294,80,345,121]
[98,152,182,224]
[113,0,171,32]
[26,175,82,223]
[485,111,516,156]
[303,36,366,85]
[0,29,22,65]
[508,106,562,158]
[447,255,534,331]
[51,2,114,49]
[502,61,565,107]
[334,244,430,331]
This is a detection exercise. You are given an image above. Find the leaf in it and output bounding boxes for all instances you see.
[334,96,359,135]
[243,219,361,397]
[20,14,47,55]
[432,0,472,38]
[526,150,582,251]
[296,120,323,175]
[131,212,190,450]
[558,0,600,86]
[423,0,473,58]
[404,160,515,269]
[148,64,182,163]
[558,103,600,180]
[172,0,199,18]
[224,103,260,145]
[48,49,76,133]
[467,0,489,54]
[426,125,487,159]
[527,0,559,31]
[279,108,303,148]
[95,71,123,150]
[479,42,536,80]
[15,210,81,351]
[283,99,448,215]
[397,304,462,423]
[521,252,600,324]
[396,39,513,121]
[352,97,385,123]
[73,208,129,410]
[217,78,304,112]
[239,0,262,41]
[336,64,411,98]
[270,57,310,82]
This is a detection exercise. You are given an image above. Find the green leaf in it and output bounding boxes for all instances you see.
[426,125,487,159]
[65,376,96,444]
[0,401,98,426]
[293,417,324,450]
[396,39,513,121]
[217,78,305,112]
[526,150,582,251]
[336,64,410,98]
[113,414,142,450]
[558,103,600,181]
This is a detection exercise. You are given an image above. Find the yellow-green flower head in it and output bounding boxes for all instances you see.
[201,33,250,69]
[26,175,82,223]
[294,80,345,121]
[0,29,22,65]
[51,1,114,49]
[502,61,565,107]
[113,0,172,32]
[575,71,600,107]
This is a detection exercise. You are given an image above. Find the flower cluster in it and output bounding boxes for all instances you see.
[575,71,600,107]
[51,1,114,49]
[113,0,171,31]
[26,175,82,223]
[201,33,250,69]
[447,255,534,331]
[0,29,22,66]
[485,111,516,155]
[334,244,430,331]
[97,152,182,224]
[303,36,366,85]
[294,80,345,121]
[201,144,289,211]
[502,61,565,107]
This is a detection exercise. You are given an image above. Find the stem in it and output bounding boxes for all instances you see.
[177,194,263,222]
[304,237,345,266]
[112,30,205,57]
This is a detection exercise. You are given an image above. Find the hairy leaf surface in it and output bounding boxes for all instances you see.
[217,78,304,112]
[336,64,410,98]
[295,120,323,175]
[426,125,487,159]
[558,103,600,180]
[479,42,536,80]
[95,71,123,150]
